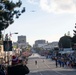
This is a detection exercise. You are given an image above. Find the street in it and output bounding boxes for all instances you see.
[27,53,76,75]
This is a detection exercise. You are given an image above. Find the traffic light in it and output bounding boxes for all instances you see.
[3,41,12,51]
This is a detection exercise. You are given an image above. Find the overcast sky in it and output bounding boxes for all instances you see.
[3,0,76,45]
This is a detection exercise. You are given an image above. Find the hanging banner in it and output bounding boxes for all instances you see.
[3,41,12,51]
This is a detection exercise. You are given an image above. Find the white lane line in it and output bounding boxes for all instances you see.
[35,63,43,75]
[37,65,38,68]
[54,71,67,75]
[44,61,67,75]
[40,72,43,75]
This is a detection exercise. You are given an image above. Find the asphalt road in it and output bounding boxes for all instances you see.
[27,53,76,75]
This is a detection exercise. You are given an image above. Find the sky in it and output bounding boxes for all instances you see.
[3,0,76,45]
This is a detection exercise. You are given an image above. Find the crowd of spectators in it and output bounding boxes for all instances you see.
[0,53,30,75]
[54,52,76,68]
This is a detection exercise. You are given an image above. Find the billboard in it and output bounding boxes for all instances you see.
[3,41,12,51]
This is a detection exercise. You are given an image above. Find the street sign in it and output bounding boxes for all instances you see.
[3,41,12,51]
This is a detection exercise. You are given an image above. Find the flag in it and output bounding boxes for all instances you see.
[5,33,8,41]
[10,32,12,37]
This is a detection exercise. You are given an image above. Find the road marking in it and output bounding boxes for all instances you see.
[44,61,67,75]
[40,72,43,75]
[54,71,67,75]
[35,60,43,75]
[37,65,38,68]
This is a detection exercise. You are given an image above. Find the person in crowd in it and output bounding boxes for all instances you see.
[58,57,61,67]
[55,57,58,68]
[35,60,37,65]
[61,57,64,67]
[0,64,6,75]
[6,55,30,75]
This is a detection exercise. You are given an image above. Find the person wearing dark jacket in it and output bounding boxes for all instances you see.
[7,55,30,75]
[0,64,6,75]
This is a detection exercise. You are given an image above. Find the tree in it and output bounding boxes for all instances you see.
[73,23,76,35]
[58,35,72,48]
[0,0,25,39]
[72,24,76,49]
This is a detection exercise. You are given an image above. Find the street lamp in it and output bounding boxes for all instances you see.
[10,32,18,41]
[10,32,18,37]
[5,32,18,41]
[4,32,18,65]
[11,32,18,35]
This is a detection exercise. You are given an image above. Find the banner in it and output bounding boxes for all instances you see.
[3,41,12,51]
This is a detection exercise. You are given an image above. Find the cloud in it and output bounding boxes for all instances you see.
[40,0,76,13]
[27,0,76,13]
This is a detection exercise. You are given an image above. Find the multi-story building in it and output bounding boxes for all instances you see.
[17,35,27,48]
[35,40,46,44]
[34,40,47,48]
[33,40,58,50]
[42,42,58,50]
[18,36,26,43]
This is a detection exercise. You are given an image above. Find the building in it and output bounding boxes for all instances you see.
[42,41,58,50]
[17,35,27,48]
[34,40,47,48]
[18,35,26,43]
[35,40,46,44]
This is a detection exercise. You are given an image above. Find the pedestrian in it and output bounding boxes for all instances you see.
[6,55,30,75]
[58,57,61,67]
[55,57,58,68]
[35,60,37,65]
[61,57,64,67]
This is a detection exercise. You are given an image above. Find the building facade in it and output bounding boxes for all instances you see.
[18,36,26,43]
[17,35,27,48]
[33,40,47,48]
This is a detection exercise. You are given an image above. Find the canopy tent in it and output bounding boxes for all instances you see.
[59,50,74,54]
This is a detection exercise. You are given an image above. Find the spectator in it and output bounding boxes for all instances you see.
[6,55,30,75]
[55,57,58,68]
[0,64,6,75]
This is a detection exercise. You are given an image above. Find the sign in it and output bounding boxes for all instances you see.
[3,41,12,51]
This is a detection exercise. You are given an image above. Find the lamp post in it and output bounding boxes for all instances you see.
[4,32,18,66]
[11,32,18,34]
[5,32,18,41]
[9,32,18,40]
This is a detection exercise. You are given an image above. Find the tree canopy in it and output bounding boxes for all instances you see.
[58,35,72,48]
[0,0,25,31]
